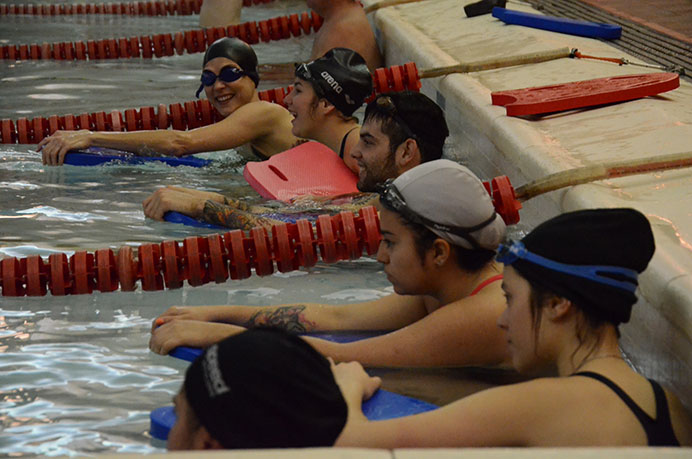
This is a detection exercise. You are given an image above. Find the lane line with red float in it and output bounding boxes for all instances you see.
[0,10,322,61]
[0,206,383,297]
[0,171,524,298]
[0,0,275,16]
[7,148,692,297]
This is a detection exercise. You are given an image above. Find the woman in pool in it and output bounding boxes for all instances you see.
[150,159,511,368]
[38,37,298,166]
[141,48,374,223]
[284,47,373,174]
[332,208,692,447]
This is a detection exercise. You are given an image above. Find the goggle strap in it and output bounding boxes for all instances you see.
[379,181,497,249]
[498,241,639,293]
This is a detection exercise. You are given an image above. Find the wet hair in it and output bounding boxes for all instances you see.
[400,215,495,272]
[364,91,449,163]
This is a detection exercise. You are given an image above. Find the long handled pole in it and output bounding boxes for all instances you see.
[419,47,573,78]
[515,151,692,202]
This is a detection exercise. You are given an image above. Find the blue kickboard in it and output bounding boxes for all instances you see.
[163,211,227,230]
[169,331,386,362]
[162,210,311,230]
[150,389,437,441]
[492,7,622,40]
[63,147,212,167]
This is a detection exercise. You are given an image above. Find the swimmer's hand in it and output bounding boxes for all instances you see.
[149,319,246,355]
[142,186,224,221]
[151,305,224,332]
[38,130,93,166]
[330,358,381,410]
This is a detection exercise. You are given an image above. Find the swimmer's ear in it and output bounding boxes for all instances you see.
[431,238,451,267]
[543,295,573,322]
[318,98,337,116]
[395,138,421,172]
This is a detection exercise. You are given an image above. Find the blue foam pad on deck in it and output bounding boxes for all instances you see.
[150,389,437,441]
[63,147,212,167]
[492,7,622,39]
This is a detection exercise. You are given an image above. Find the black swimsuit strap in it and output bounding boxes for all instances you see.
[574,371,680,446]
[339,127,359,159]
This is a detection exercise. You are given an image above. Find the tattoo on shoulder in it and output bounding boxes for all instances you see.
[244,305,317,334]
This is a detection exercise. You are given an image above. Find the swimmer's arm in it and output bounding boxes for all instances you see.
[336,379,551,448]
[200,199,282,230]
[305,293,510,367]
[38,101,291,163]
[154,293,428,334]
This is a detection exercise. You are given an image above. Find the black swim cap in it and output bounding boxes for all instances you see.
[295,48,373,117]
[202,37,259,87]
[510,208,655,325]
[183,328,347,449]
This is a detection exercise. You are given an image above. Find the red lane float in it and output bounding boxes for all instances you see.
[0,10,320,61]
[0,63,421,144]
[0,207,382,297]
[0,0,275,16]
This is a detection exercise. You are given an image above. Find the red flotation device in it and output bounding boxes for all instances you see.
[243,142,358,201]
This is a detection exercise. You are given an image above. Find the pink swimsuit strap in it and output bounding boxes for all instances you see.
[470,274,504,296]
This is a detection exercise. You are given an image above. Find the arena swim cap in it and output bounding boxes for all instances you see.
[295,48,373,117]
[202,37,260,87]
[378,159,506,250]
[502,208,655,325]
[183,328,347,449]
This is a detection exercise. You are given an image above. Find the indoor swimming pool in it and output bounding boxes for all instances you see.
[0,0,398,455]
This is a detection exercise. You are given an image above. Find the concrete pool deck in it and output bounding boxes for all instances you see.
[363,0,692,413]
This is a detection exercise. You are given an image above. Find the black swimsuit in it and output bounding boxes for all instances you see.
[574,371,680,446]
[339,127,359,159]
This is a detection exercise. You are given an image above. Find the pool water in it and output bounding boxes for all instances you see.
[0,1,394,456]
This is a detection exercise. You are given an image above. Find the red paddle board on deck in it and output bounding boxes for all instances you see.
[491,72,680,116]
[243,141,358,201]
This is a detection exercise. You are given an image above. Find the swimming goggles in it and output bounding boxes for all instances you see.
[295,62,312,80]
[496,240,639,293]
[375,178,496,249]
[195,66,246,98]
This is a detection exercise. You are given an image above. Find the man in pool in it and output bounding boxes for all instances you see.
[308,0,383,71]
[38,37,298,165]
[143,90,450,230]
[168,328,368,450]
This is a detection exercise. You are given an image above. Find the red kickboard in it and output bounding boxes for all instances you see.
[243,141,358,201]
[491,72,680,116]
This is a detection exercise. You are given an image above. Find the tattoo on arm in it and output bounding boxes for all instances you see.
[244,305,317,334]
[201,200,279,230]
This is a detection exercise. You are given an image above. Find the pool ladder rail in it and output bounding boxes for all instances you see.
[0,0,274,16]
[0,207,383,297]
[0,63,421,144]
